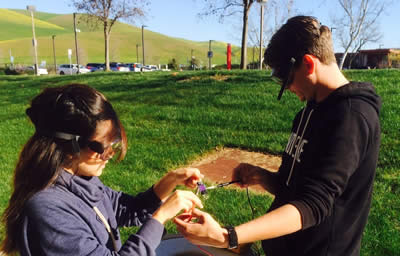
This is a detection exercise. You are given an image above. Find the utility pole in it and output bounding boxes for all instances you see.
[252,46,255,69]
[142,25,147,66]
[73,13,80,74]
[52,35,57,74]
[27,5,39,76]
[9,49,13,70]
[258,0,267,70]
[136,44,139,63]
[208,40,213,70]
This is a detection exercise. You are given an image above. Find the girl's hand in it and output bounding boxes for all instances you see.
[174,208,228,248]
[153,190,203,224]
[154,168,204,201]
[173,167,204,189]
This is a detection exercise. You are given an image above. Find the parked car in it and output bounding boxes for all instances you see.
[57,64,91,75]
[141,66,152,72]
[126,63,142,72]
[110,62,130,72]
[145,65,159,71]
[26,66,48,75]
[86,63,105,72]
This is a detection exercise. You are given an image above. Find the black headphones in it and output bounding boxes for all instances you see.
[38,130,81,154]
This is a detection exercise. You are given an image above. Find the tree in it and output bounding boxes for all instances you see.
[168,58,179,70]
[190,57,201,70]
[248,0,294,67]
[72,0,149,71]
[196,0,257,70]
[331,0,390,70]
[347,23,381,68]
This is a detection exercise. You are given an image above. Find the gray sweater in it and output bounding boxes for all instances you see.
[20,170,165,255]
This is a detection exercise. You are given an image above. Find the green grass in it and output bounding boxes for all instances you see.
[0,70,399,255]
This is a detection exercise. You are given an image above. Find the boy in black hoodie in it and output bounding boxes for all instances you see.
[174,16,381,256]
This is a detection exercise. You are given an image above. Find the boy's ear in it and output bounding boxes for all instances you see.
[303,54,316,75]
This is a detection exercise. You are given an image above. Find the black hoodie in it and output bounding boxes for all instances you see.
[262,82,381,256]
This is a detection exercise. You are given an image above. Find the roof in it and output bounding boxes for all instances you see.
[358,48,400,55]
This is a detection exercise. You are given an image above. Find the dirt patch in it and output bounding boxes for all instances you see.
[176,74,230,83]
[210,74,230,81]
[189,147,281,193]
[177,76,202,83]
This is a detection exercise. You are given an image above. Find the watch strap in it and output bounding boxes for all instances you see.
[224,225,238,249]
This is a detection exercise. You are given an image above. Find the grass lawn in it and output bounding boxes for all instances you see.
[0,70,399,255]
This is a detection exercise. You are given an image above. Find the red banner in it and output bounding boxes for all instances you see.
[227,43,232,70]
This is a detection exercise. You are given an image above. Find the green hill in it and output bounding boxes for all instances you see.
[0,9,242,67]
[0,9,66,41]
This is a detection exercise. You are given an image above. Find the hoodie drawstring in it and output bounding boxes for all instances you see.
[286,108,314,186]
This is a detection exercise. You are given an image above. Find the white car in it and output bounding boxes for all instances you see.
[145,65,159,71]
[26,66,48,75]
[57,64,91,75]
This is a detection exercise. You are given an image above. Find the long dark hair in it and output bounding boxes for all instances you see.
[1,84,127,254]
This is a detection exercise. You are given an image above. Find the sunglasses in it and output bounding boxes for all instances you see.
[271,57,296,100]
[87,140,122,161]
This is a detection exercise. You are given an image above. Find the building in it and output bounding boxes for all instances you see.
[335,48,400,69]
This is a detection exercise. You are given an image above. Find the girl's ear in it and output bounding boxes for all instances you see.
[303,54,316,75]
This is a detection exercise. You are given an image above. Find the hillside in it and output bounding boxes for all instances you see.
[0,9,242,67]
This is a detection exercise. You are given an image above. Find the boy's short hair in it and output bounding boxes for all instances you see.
[264,16,336,80]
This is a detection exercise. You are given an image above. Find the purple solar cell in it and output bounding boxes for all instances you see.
[197,182,207,195]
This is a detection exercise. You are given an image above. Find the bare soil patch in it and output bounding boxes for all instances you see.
[189,147,281,193]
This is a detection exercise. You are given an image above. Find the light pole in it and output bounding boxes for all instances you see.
[52,35,57,74]
[136,44,140,63]
[142,25,147,66]
[208,40,214,70]
[73,13,80,74]
[252,46,255,69]
[258,0,267,70]
[27,5,39,76]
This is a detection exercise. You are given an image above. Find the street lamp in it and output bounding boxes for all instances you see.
[136,44,140,63]
[52,35,57,74]
[27,5,39,76]
[258,0,267,70]
[73,13,80,74]
[142,25,147,66]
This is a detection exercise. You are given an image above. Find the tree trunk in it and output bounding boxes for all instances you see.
[104,23,110,71]
[339,43,353,70]
[339,51,346,70]
[240,6,250,70]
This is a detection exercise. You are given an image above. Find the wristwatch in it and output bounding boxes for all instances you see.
[224,226,238,249]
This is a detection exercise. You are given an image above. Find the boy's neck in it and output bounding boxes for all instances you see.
[315,63,349,103]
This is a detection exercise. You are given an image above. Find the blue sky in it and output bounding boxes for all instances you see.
[2,0,400,51]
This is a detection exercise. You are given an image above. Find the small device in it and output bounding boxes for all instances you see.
[196,181,208,196]
[196,180,241,198]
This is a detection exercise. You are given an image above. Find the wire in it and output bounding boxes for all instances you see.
[246,187,261,256]
[246,187,255,219]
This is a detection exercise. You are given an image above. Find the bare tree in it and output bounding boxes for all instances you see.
[332,0,390,69]
[196,0,257,69]
[72,0,149,71]
[248,0,294,65]
[347,23,381,68]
